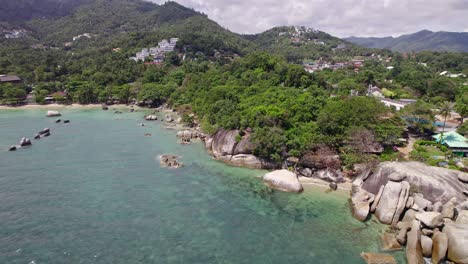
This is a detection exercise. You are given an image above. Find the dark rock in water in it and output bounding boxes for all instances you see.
[63,120,70,123]
[34,134,41,140]
[159,155,183,168]
[38,128,50,135]
[43,132,50,137]
[8,146,17,151]
[19,138,31,146]
[55,119,61,123]
[102,104,109,110]
[130,108,134,112]
[329,182,338,191]
[114,111,122,114]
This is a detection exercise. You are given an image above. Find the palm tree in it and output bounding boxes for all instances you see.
[438,101,454,159]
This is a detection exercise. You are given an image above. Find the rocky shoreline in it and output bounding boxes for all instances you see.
[351,162,468,263]
[162,108,468,263]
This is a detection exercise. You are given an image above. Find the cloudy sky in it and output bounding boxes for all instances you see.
[151,0,468,37]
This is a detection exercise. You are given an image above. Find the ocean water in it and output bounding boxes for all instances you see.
[0,108,403,264]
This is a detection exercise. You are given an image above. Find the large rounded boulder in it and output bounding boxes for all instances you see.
[262,170,303,193]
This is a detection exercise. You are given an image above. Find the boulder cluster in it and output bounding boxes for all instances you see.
[176,130,205,145]
[351,162,468,264]
[159,155,183,168]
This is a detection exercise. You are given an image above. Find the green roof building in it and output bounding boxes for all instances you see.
[432,131,468,157]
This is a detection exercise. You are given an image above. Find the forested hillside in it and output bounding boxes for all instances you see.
[346,30,468,53]
[0,0,467,167]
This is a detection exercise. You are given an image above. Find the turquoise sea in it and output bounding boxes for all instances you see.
[0,108,403,264]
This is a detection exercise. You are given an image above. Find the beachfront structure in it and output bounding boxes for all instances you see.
[432,131,468,157]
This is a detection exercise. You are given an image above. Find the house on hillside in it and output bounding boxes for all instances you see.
[379,98,415,111]
[0,75,21,84]
[432,131,468,157]
[367,85,384,98]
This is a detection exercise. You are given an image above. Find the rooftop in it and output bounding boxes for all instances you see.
[432,131,468,149]
[0,75,21,82]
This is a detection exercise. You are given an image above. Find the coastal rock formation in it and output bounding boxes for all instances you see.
[360,162,468,204]
[19,138,31,146]
[415,212,443,228]
[420,235,433,257]
[159,155,183,168]
[432,229,448,264]
[9,146,16,151]
[443,223,468,263]
[374,181,410,225]
[262,169,303,193]
[406,220,424,264]
[46,110,61,117]
[205,129,274,169]
[459,173,468,183]
[145,115,158,121]
[457,210,468,224]
[351,188,374,221]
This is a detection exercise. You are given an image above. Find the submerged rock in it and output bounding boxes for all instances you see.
[34,134,40,140]
[63,120,70,123]
[262,169,303,193]
[360,252,396,264]
[8,146,17,151]
[46,110,61,117]
[55,119,61,123]
[159,155,183,168]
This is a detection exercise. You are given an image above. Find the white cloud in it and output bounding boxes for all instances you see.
[150,0,468,37]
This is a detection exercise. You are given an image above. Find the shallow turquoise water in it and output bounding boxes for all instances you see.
[0,108,401,264]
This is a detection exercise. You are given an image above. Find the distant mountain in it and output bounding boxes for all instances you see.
[345,30,468,52]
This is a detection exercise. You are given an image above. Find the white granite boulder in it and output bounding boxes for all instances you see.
[262,170,303,193]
